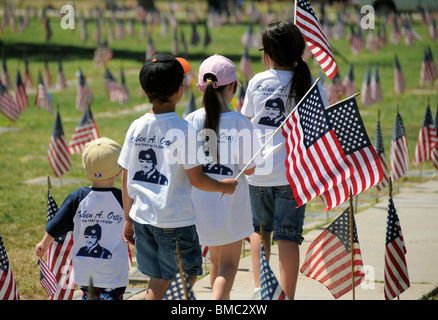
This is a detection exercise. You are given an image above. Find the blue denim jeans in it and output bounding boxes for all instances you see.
[133,222,202,281]
[249,184,305,244]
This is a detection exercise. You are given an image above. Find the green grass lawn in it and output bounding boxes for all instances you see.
[0,2,437,299]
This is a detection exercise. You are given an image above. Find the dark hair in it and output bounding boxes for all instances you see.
[202,73,228,164]
[261,21,312,111]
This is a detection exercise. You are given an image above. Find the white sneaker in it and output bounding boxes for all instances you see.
[252,287,261,300]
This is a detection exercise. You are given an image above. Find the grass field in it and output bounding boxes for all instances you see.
[0,1,437,299]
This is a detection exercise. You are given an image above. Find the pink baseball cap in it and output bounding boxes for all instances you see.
[197,54,239,91]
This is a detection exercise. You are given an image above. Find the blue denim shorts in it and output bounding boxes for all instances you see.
[133,222,203,281]
[249,184,305,244]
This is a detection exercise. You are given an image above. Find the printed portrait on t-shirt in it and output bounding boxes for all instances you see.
[77,224,112,259]
[133,148,168,185]
[258,97,286,127]
[202,147,233,176]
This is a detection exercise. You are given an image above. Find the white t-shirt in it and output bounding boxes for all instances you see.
[241,69,329,186]
[118,112,201,228]
[185,109,258,246]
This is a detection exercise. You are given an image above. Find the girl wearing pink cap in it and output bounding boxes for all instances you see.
[241,21,329,300]
[186,54,260,300]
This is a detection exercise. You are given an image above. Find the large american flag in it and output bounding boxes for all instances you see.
[370,64,383,104]
[162,271,196,300]
[282,85,353,207]
[68,107,100,155]
[384,191,410,300]
[14,70,29,111]
[0,233,20,300]
[420,46,437,86]
[0,81,20,122]
[48,111,71,178]
[35,73,53,114]
[260,243,288,300]
[46,189,75,300]
[360,65,373,107]
[76,71,93,112]
[390,112,409,182]
[413,104,438,167]
[320,97,383,210]
[394,55,406,94]
[300,207,364,299]
[295,0,338,79]
[38,258,59,297]
[374,117,389,191]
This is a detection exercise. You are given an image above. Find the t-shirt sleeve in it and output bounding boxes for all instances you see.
[118,121,135,170]
[45,191,78,238]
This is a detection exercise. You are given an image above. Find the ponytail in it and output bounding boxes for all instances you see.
[290,56,312,107]
[202,75,225,164]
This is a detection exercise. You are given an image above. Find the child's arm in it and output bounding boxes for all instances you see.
[121,169,135,245]
[35,233,55,258]
[187,165,238,194]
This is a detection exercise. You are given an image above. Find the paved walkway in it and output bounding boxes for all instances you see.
[99,177,438,301]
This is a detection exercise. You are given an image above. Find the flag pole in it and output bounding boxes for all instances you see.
[47,176,52,191]
[294,0,297,24]
[220,78,321,198]
[349,187,355,300]
[176,240,188,300]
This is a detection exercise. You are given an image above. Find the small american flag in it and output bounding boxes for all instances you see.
[374,117,389,191]
[320,97,383,210]
[104,69,129,105]
[260,243,287,300]
[162,271,196,300]
[146,35,158,60]
[35,73,53,114]
[191,23,200,46]
[24,58,33,89]
[48,111,71,178]
[360,65,373,107]
[0,81,20,122]
[68,107,100,155]
[46,189,75,300]
[14,70,29,111]
[76,71,93,112]
[348,25,364,56]
[343,65,356,97]
[413,103,438,167]
[38,258,59,297]
[300,207,364,299]
[56,59,68,90]
[295,0,338,79]
[44,60,51,88]
[0,233,20,300]
[326,72,345,104]
[183,92,197,118]
[1,55,11,89]
[384,191,410,300]
[390,112,409,182]
[93,42,113,68]
[394,55,406,94]
[420,46,437,86]
[390,18,401,44]
[429,19,438,41]
[370,64,383,104]
[282,85,353,207]
[401,19,422,46]
[239,48,254,81]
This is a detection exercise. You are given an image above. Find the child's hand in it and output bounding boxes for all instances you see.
[220,179,238,194]
[35,242,48,258]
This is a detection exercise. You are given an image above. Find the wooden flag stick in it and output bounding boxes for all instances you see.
[47,176,52,191]
[176,240,188,300]
[220,78,321,198]
[349,187,355,300]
